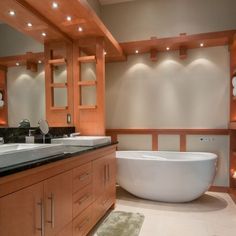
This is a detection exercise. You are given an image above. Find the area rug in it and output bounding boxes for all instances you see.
[93,211,145,236]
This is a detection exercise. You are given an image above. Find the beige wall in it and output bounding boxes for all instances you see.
[106,46,230,129]
[87,0,101,17]
[101,0,236,42]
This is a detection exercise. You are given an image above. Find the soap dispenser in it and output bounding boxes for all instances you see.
[25,129,35,144]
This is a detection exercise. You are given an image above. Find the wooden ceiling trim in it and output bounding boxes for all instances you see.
[79,0,124,57]
[0,0,69,43]
[121,30,236,55]
[22,0,124,58]
[15,0,72,42]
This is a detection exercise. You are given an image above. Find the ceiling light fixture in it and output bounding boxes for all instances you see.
[42,32,47,37]
[78,26,83,32]
[66,16,72,21]
[38,60,42,64]
[16,62,20,66]
[9,10,15,16]
[27,22,32,27]
[52,2,59,9]
[135,50,139,54]
[166,47,170,51]
[200,43,204,47]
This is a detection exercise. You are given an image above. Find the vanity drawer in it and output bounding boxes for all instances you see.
[73,163,92,193]
[73,205,93,236]
[73,184,93,218]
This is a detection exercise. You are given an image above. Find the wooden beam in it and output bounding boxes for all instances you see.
[77,56,96,63]
[106,128,229,135]
[180,134,187,152]
[78,81,97,86]
[150,49,158,62]
[179,46,187,60]
[48,58,67,65]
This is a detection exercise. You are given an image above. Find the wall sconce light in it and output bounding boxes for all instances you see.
[231,169,236,179]
[0,92,4,108]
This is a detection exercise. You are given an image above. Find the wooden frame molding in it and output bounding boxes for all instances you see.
[106,128,229,152]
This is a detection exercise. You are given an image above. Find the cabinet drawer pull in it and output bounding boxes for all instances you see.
[76,194,90,205]
[47,193,55,229]
[76,218,89,231]
[36,199,45,236]
[78,172,89,181]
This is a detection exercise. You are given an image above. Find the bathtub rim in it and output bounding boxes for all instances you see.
[116,151,217,162]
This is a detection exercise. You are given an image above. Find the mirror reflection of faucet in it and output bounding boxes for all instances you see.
[0,137,4,145]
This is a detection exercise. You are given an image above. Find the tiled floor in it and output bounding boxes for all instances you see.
[115,187,236,236]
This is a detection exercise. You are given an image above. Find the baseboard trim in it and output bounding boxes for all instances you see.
[209,186,229,193]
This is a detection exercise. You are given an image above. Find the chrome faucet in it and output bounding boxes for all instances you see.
[0,137,4,145]
[70,132,80,137]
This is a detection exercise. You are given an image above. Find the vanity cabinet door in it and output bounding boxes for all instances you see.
[92,154,116,223]
[0,182,44,236]
[44,170,73,236]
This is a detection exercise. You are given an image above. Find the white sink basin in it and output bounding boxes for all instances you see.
[0,143,65,168]
[51,136,111,147]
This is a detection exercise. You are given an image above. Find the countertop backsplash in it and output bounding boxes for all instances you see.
[0,127,75,144]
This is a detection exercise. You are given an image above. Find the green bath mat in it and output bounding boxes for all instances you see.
[93,211,144,236]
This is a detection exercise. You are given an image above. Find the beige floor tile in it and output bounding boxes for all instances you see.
[113,187,236,236]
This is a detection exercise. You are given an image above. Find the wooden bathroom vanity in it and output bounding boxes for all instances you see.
[0,144,116,236]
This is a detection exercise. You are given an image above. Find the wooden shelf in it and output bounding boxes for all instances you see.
[48,58,66,65]
[77,56,96,63]
[78,105,97,110]
[50,83,67,88]
[78,81,97,86]
[50,106,68,111]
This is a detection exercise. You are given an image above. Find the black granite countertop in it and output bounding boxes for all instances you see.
[0,143,117,177]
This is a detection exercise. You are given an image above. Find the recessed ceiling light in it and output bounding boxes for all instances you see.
[16,62,20,66]
[78,27,83,32]
[66,16,72,21]
[9,10,15,16]
[38,60,42,64]
[27,22,32,27]
[135,50,139,54]
[52,2,59,9]
[166,47,170,51]
[42,32,46,37]
[200,43,204,47]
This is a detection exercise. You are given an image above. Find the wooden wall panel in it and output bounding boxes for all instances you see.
[107,128,229,152]
[0,67,8,127]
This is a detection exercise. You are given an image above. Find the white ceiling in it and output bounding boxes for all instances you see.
[99,0,137,5]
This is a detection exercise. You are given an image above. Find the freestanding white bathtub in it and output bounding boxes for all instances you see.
[116,151,217,203]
